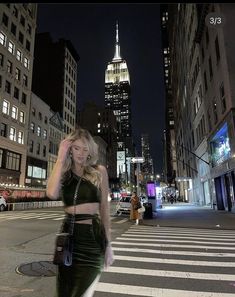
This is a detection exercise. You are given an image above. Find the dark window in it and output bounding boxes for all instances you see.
[206,28,209,47]
[2,13,9,27]
[0,53,3,67]
[36,143,40,155]
[6,151,21,171]
[27,24,32,35]
[20,15,25,27]
[204,71,208,92]
[220,83,226,113]
[213,100,218,124]
[43,145,46,157]
[209,57,213,80]
[19,31,24,44]
[7,60,12,73]
[215,36,220,63]
[23,74,28,87]
[29,140,34,153]
[0,123,7,137]
[22,92,27,104]
[11,22,16,35]
[207,109,212,131]
[13,6,18,18]
[5,80,11,94]
[26,40,30,51]
[14,87,19,99]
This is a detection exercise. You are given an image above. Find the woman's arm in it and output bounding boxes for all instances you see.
[46,139,72,200]
[98,164,114,268]
[98,164,111,242]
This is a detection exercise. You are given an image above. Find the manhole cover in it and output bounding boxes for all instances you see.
[16,261,56,277]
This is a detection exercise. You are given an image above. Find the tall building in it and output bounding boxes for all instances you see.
[77,101,118,180]
[32,32,79,135]
[0,3,37,185]
[141,134,154,182]
[167,4,235,211]
[105,22,133,183]
[160,4,177,186]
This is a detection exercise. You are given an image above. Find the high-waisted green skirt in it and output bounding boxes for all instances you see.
[56,214,105,297]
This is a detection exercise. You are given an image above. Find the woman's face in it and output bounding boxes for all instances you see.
[70,138,90,166]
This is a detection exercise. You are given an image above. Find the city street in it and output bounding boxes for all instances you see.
[0,204,235,296]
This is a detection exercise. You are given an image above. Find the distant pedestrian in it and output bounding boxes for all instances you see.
[130,191,141,225]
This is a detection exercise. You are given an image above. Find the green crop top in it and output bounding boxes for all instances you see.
[61,172,102,207]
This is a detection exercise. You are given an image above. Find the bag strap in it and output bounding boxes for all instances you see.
[69,177,82,236]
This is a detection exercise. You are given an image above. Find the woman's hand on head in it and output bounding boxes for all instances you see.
[57,139,72,163]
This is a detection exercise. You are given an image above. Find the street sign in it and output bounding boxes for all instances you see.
[131,157,144,163]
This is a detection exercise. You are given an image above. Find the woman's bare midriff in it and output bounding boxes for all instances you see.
[64,202,99,224]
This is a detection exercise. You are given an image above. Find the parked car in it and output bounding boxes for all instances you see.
[0,196,7,211]
[116,195,131,215]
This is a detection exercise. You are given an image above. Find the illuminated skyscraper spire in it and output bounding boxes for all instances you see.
[113,21,121,61]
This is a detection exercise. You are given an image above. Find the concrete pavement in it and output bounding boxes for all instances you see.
[141,202,235,230]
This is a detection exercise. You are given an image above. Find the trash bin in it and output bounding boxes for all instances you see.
[143,202,153,219]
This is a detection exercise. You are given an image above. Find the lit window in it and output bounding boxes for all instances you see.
[8,41,15,54]
[18,131,24,144]
[23,57,29,69]
[2,100,10,114]
[19,111,25,123]
[9,127,16,141]
[11,105,18,119]
[16,49,22,62]
[0,32,6,46]
[43,129,47,139]
[37,126,41,137]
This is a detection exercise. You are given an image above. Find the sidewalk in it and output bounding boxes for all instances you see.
[142,203,235,230]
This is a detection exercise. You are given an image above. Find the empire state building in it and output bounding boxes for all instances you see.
[105,22,132,143]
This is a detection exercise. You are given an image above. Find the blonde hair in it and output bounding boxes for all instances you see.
[62,127,102,187]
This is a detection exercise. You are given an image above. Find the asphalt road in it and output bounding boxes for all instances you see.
[0,204,235,297]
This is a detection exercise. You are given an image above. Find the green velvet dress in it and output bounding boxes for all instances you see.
[55,172,105,297]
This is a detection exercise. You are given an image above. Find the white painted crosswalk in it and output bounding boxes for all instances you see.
[94,225,235,297]
[0,212,129,224]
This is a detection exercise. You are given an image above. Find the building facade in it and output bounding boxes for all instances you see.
[26,92,50,188]
[32,32,79,135]
[167,3,235,211]
[0,3,37,185]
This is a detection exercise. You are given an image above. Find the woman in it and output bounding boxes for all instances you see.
[130,191,141,225]
[47,127,114,297]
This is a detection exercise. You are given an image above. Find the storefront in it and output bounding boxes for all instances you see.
[209,116,235,212]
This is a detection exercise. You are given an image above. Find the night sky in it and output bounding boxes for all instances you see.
[36,3,165,174]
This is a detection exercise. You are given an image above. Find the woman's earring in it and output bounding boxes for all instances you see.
[87,155,91,160]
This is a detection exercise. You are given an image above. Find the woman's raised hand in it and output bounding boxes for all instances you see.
[57,139,72,163]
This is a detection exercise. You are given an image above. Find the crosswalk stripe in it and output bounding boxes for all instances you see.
[119,235,235,245]
[112,240,235,250]
[111,246,235,257]
[36,214,63,219]
[113,254,235,267]
[129,226,235,235]
[95,225,235,296]
[95,282,235,296]
[106,266,235,281]
[52,216,65,221]
[125,231,235,239]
